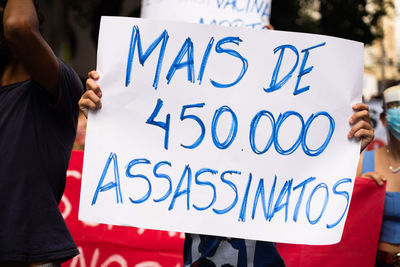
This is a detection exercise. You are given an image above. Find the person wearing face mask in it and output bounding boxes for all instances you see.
[0,0,82,266]
[357,85,400,267]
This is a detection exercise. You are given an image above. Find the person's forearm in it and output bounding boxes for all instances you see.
[3,0,39,43]
[2,0,60,97]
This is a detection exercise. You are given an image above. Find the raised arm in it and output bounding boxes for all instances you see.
[3,0,60,98]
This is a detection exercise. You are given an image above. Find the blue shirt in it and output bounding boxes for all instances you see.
[362,150,400,244]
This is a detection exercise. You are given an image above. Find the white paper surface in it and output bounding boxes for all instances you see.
[79,16,364,245]
[141,0,271,28]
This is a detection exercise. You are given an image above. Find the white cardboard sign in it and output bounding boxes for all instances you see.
[79,16,363,245]
[141,0,271,28]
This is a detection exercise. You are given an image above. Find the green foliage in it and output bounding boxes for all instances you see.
[271,0,393,45]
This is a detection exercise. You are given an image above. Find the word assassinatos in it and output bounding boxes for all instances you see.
[92,153,350,229]
[89,24,353,230]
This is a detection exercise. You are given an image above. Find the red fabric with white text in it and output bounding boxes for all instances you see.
[60,150,184,267]
[61,150,385,267]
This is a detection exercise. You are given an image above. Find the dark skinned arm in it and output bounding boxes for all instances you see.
[3,0,60,99]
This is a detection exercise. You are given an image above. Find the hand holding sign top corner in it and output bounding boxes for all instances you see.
[348,103,374,153]
[79,70,102,118]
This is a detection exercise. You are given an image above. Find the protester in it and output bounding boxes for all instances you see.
[357,85,400,267]
[0,0,83,266]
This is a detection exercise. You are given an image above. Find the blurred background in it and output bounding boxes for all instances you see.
[35,0,400,150]
[36,0,141,80]
[36,0,400,101]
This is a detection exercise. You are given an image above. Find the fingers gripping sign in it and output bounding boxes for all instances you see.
[79,71,102,118]
[348,103,374,152]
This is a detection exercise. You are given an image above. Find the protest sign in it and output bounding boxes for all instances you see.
[141,0,271,28]
[79,16,363,245]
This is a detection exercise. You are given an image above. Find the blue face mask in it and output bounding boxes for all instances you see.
[387,107,400,142]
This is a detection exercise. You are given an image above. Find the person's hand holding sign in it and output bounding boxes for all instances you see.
[79,70,102,118]
[348,103,374,152]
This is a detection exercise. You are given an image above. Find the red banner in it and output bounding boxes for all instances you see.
[62,150,385,267]
[61,150,184,267]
